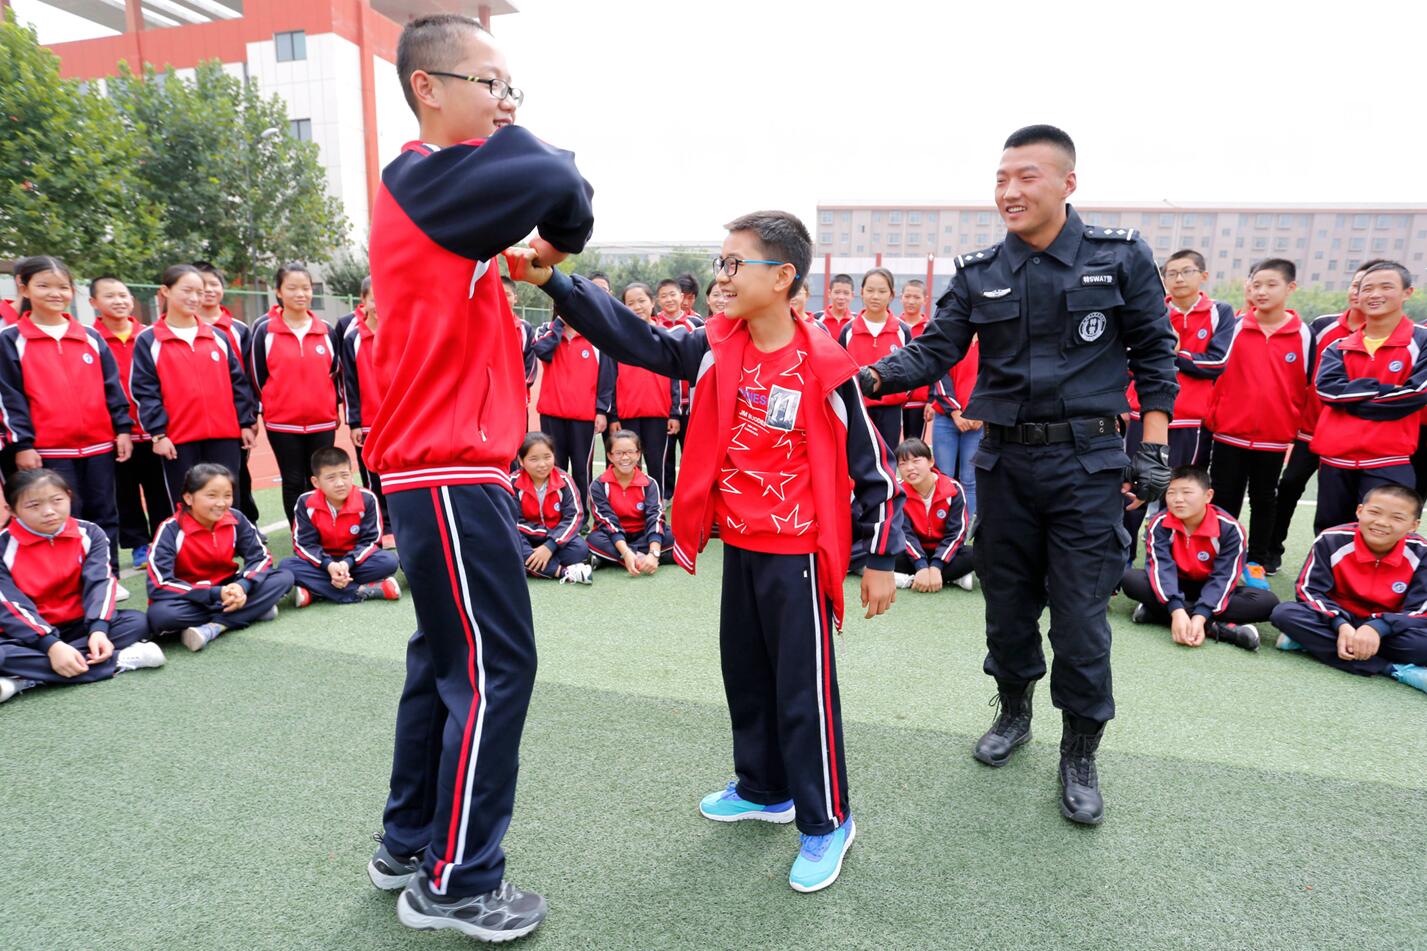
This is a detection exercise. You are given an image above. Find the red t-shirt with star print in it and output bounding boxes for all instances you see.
[713,337,819,554]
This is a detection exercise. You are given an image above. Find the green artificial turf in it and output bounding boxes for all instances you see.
[3,486,1425,950]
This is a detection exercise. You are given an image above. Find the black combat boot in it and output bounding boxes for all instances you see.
[972,681,1034,767]
[1209,621,1261,651]
[1058,713,1105,826]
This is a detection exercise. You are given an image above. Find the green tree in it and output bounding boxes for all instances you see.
[323,244,369,298]
[0,13,162,276]
[106,60,348,285]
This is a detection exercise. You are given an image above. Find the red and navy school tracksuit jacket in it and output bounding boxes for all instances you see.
[95,317,148,440]
[611,359,679,420]
[291,488,383,569]
[248,309,340,434]
[1294,524,1427,633]
[932,337,980,419]
[589,468,664,543]
[0,300,19,325]
[1310,318,1427,470]
[146,508,273,604]
[902,471,969,571]
[816,311,852,343]
[0,316,131,458]
[518,317,538,389]
[541,270,905,627]
[511,467,583,551]
[902,315,931,409]
[364,127,594,494]
[1296,311,1360,442]
[1128,294,1235,427]
[533,319,616,420]
[1144,504,1247,619]
[659,313,703,414]
[0,517,123,649]
[208,308,250,373]
[1205,310,1314,452]
[129,319,257,444]
[840,314,914,408]
[341,315,380,434]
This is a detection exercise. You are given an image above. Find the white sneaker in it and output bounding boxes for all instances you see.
[114,585,132,602]
[893,572,916,590]
[259,606,279,622]
[116,640,166,672]
[181,622,223,652]
[954,572,975,591]
[560,563,593,585]
[0,677,18,703]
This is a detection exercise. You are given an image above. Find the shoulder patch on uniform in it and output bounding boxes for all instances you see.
[954,244,1001,268]
[1085,226,1138,242]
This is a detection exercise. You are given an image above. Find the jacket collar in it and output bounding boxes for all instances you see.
[1352,524,1407,566]
[851,311,893,336]
[154,318,217,343]
[1339,315,1414,354]
[1241,309,1302,336]
[266,308,327,336]
[307,488,364,519]
[1166,292,1212,317]
[177,508,237,534]
[1004,204,1084,271]
[1161,504,1223,540]
[95,315,143,343]
[514,467,568,494]
[8,515,82,546]
[703,309,860,394]
[19,314,85,342]
[599,466,650,489]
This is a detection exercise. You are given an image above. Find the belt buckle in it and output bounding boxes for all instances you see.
[1023,423,1047,446]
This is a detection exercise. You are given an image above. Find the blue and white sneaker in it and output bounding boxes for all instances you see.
[1391,664,1427,694]
[1275,633,1304,652]
[789,818,857,893]
[132,544,150,569]
[698,781,794,823]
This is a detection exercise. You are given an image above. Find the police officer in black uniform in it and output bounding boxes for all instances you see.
[860,125,1177,825]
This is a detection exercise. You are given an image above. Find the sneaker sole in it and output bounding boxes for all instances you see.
[367,861,416,892]
[790,820,857,894]
[1059,799,1106,826]
[699,803,796,824]
[395,889,543,942]
[972,729,1031,768]
[180,628,208,652]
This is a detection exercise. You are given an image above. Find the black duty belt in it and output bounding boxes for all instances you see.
[988,416,1117,446]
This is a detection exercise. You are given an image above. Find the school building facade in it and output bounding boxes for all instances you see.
[30,0,518,232]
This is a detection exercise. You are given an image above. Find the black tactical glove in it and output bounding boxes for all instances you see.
[1129,442,1172,503]
[857,367,881,398]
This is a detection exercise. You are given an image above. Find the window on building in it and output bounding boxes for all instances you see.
[1376,215,1392,229]
[275,30,307,62]
[819,231,832,243]
[1295,238,1306,249]
[1216,271,1225,280]
[1347,259,1361,272]
[1317,229,1327,238]
[1332,238,1341,249]
[1274,237,1288,250]
[872,233,881,242]
[1219,250,1228,258]
[1328,259,1338,270]
[859,224,866,233]
[1311,274,1320,283]
[841,212,850,222]
[1314,250,1324,259]
[1156,236,1170,250]
[873,212,882,222]
[943,245,953,254]
[975,233,988,244]
[1233,259,1242,269]
[977,212,991,225]
[909,212,921,225]
[889,211,902,224]
[1353,214,1368,228]
[944,225,954,234]
[1221,228,1231,236]
[1277,214,1293,228]
[856,245,865,254]
[288,118,312,142]
[1256,214,1271,228]
[1350,237,1365,251]
[819,211,833,224]
[1253,237,1267,250]
[839,233,849,244]
[908,233,920,245]
[1159,213,1174,227]
[1182,214,1195,227]
[888,234,900,245]
[1238,214,1250,226]
[1372,238,1387,251]
[1395,239,1405,249]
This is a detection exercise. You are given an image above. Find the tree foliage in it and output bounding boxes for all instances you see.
[322,244,369,298]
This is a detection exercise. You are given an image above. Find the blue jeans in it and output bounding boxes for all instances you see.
[931,414,980,516]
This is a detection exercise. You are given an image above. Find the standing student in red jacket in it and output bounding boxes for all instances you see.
[533,310,613,510]
[1205,259,1311,584]
[1264,263,1375,574]
[1310,261,1427,530]
[279,447,401,607]
[513,209,903,894]
[510,432,591,583]
[587,428,672,574]
[361,15,595,938]
[608,282,679,495]
[0,470,164,704]
[339,279,390,532]
[248,264,341,523]
[0,257,133,574]
[194,262,261,523]
[146,463,291,651]
[839,268,913,452]
[816,273,855,340]
[91,276,169,570]
[900,279,932,443]
[882,437,974,592]
[130,265,258,508]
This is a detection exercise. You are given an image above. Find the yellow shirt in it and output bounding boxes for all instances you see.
[1363,335,1388,357]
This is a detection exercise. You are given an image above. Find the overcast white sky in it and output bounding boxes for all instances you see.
[14,0,1427,242]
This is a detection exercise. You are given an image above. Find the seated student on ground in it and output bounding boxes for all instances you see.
[279,446,402,608]
[146,463,293,653]
[0,469,164,704]
[511,432,592,584]
[1270,484,1427,695]
[872,437,973,592]
[587,428,673,575]
[1120,466,1276,651]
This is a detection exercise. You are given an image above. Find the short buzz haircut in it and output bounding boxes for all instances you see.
[1003,124,1076,169]
[904,279,925,290]
[88,275,126,296]
[675,273,699,296]
[1364,483,1424,518]
[500,275,515,288]
[723,210,812,298]
[1359,259,1414,290]
[396,14,487,115]
[1165,249,1207,272]
[1169,465,1211,491]
[1250,258,1297,283]
[829,273,854,289]
[655,278,680,293]
[310,445,352,473]
[193,260,226,284]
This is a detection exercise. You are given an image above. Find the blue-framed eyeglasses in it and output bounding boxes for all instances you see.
[714,256,801,279]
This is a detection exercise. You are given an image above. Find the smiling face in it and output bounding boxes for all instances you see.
[1356,491,1420,554]
[715,231,796,322]
[520,440,554,481]
[20,269,73,319]
[184,476,233,527]
[164,272,205,320]
[656,284,683,317]
[414,28,516,143]
[607,436,641,475]
[707,284,730,315]
[13,479,71,536]
[200,273,225,309]
[1357,268,1414,321]
[91,280,134,320]
[995,143,1075,244]
[623,286,655,321]
[279,271,314,314]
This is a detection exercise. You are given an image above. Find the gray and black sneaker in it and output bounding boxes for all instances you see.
[396,871,547,943]
[368,832,424,892]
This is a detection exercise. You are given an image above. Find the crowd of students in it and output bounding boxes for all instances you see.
[3,242,1426,705]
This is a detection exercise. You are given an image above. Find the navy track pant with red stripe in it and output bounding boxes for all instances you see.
[720,545,849,836]
[380,483,537,898]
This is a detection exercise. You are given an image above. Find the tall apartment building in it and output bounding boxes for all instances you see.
[813,202,1427,297]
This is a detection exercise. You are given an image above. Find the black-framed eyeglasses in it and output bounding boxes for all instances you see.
[714,256,800,279]
[424,71,525,106]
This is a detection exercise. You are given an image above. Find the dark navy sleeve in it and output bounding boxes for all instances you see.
[1143,514,1187,614]
[596,352,616,417]
[930,483,970,570]
[533,319,561,363]
[542,271,709,384]
[1193,515,1246,620]
[290,497,331,570]
[350,490,383,565]
[544,479,582,551]
[522,321,538,386]
[1120,241,1179,419]
[643,479,663,542]
[838,377,905,571]
[1181,303,1236,380]
[588,479,624,544]
[0,329,36,450]
[129,330,170,438]
[234,514,275,590]
[80,521,122,633]
[341,329,363,428]
[383,126,595,262]
[1373,538,1427,636]
[1295,532,1351,628]
[904,531,928,571]
[870,272,974,394]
